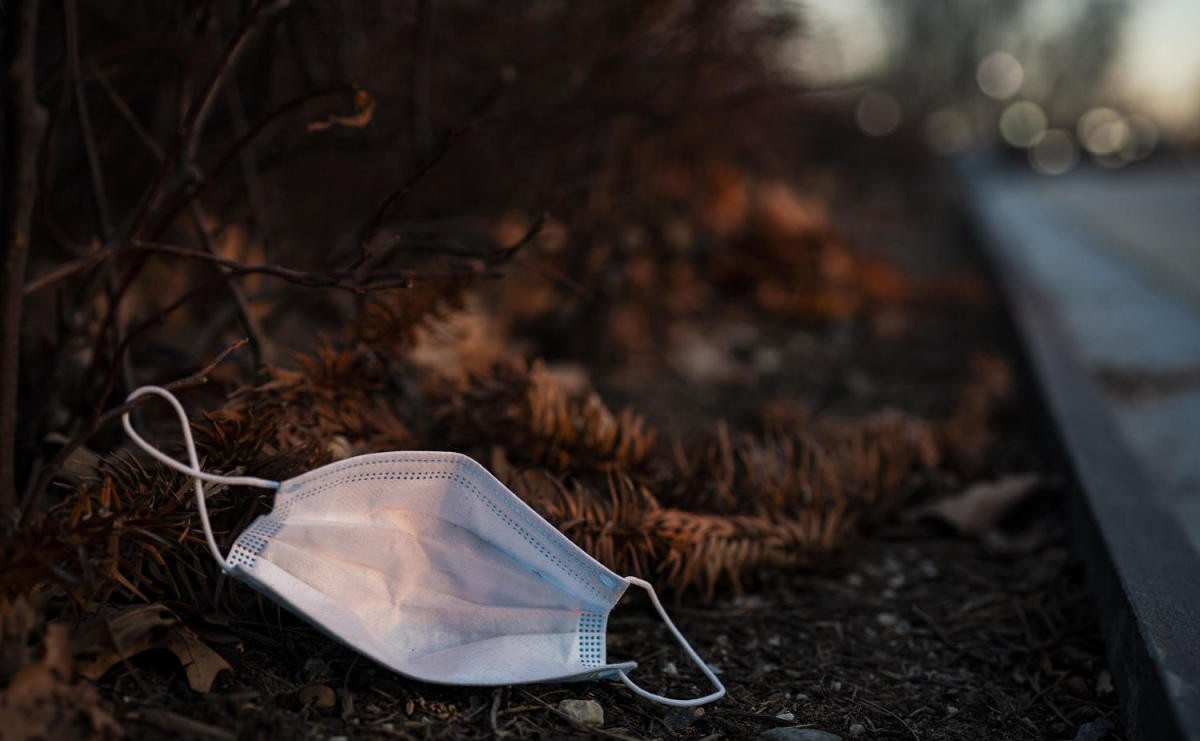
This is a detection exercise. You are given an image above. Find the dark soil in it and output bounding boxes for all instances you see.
[107,517,1119,741]
[97,173,1123,741]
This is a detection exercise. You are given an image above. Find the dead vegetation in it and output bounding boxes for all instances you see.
[0,2,1108,739]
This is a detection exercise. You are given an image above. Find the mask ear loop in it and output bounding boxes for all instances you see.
[616,576,727,707]
[121,385,279,571]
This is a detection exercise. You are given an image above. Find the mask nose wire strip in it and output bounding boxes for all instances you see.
[121,385,280,571]
[616,576,727,707]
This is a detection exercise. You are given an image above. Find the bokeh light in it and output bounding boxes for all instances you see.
[1121,113,1159,161]
[1029,129,1079,175]
[856,92,903,137]
[1077,107,1130,155]
[999,101,1047,148]
[976,51,1024,100]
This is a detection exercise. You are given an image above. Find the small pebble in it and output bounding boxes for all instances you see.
[848,723,866,737]
[758,729,843,741]
[876,613,898,627]
[946,705,960,717]
[776,711,795,721]
[558,698,604,727]
[663,661,679,676]
[298,684,336,709]
[829,680,843,692]
[1074,717,1115,741]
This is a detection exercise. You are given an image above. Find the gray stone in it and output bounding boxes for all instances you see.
[557,698,604,727]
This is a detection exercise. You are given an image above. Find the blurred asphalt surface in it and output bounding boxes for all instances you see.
[963,158,1200,552]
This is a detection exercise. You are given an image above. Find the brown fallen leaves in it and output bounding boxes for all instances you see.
[0,599,234,741]
[0,599,122,741]
[72,604,231,694]
[306,89,376,132]
[906,474,1045,535]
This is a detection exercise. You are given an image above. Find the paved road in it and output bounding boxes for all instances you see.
[963,159,1200,552]
[1037,170,1200,309]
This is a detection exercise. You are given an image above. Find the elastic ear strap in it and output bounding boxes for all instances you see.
[616,576,726,707]
[121,385,279,571]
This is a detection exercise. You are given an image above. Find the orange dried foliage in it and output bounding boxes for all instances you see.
[429,360,656,473]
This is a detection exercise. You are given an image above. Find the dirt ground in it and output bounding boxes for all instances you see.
[105,517,1120,741]
[89,175,1123,741]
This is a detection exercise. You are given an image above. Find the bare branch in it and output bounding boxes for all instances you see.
[148,85,357,241]
[21,338,250,524]
[90,59,166,163]
[65,0,113,239]
[2,0,49,518]
[186,201,268,367]
[356,73,513,264]
[24,238,498,298]
[126,0,286,241]
[409,0,436,163]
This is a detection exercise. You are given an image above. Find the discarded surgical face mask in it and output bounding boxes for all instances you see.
[122,385,725,707]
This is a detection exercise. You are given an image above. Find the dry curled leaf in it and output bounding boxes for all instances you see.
[306,89,375,132]
[165,627,232,694]
[0,623,122,740]
[906,474,1043,535]
[72,604,230,693]
[73,604,177,680]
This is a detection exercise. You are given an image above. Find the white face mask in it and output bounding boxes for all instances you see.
[122,385,724,707]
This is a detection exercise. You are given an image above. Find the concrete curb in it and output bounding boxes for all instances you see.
[961,167,1200,741]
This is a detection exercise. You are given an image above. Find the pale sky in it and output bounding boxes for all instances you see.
[1110,0,1200,134]
[790,0,1200,138]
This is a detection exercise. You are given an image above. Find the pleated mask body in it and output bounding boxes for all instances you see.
[226,452,634,686]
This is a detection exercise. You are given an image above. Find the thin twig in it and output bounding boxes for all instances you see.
[21,339,249,523]
[147,85,356,241]
[90,59,166,162]
[26,239,496,297]
[409,0,435,163]
[126,0,283,241]
[356,128,457,264]
[860,697,922,741]
[2,0,49,518]
[224,83,270,243]
[186,201,267,367]
[78,0,287,455]
[65,0,113,239]
[356,73,513,263]
[132,709,235,741]
[489,687,506,738]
